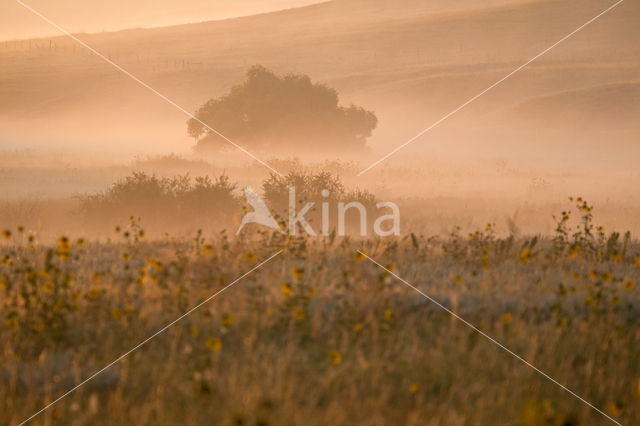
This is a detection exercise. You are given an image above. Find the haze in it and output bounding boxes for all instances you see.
[0,0,639,235]
[0,0,322,40]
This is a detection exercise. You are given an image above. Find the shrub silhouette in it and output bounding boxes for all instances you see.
[81,172,240,234]
[188,65,377,154]
[261,171,377,234]
[80,170,379,237]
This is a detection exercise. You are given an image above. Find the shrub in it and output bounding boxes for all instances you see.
[80,172,240,235]
[262,171,377,235]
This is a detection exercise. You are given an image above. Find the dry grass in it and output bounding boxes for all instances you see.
[1,199,639,425]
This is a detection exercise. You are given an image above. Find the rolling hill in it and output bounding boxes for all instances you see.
[0,0,637,159]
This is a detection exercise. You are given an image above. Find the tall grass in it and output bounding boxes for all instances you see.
[1,198,639,425]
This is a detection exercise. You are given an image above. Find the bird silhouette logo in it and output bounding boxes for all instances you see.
[237,187,282,234]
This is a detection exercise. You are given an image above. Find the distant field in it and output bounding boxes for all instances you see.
[1,154,640,240]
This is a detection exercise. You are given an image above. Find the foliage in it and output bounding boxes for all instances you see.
[187,65,378,153]
[262,170,377,234]
[80,172,240,234]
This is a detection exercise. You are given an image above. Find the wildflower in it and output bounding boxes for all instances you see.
[568,244,581,257]
[138,230,145,238]
[42,281,54,294]
[292,307,305,320]
[221,313,234,327]
[111,308,122,319]
[453,275,463,285]
[190,325,200,337]
[5,317,18,330]
[87,287,100,300]
[244,252,257,262]
[519,248,532,263]
[148,260,163,270]
[610,251,622,263]
[353,323,364,333]
[122,252,130,261]
[408,383,420,394]
[589,270,599,280]
[558,316,569,327]
[329,350,342,365]
[76,238,85,247]
[625,280,635,290]
[2,229,11,239]
[384,308,394,321]
[542,399,554,417]
[281,282,293,297]
[605,401,622,417]
[501,313,512,324]
[291,267,304,279]
[635,256,640,268]
[202,244,213,254]
[57,237,70,261]
[32,321,44,332]
[17,225,24,233]
[601,272,612,283]
[205,337,222,352]
[354,251,366,262]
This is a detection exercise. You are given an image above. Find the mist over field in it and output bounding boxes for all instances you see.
[1,0,639,425]
[1,0,639,237]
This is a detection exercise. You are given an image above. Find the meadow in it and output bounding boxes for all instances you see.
[1,0,639,424]
[1,194,639,425]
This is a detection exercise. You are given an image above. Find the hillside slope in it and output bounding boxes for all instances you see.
[0,0,637,157]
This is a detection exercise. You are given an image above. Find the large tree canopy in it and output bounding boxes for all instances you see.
[187,66,377,153]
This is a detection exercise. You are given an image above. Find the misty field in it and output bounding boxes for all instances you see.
[1,197,639,426]
[2,0,639,424]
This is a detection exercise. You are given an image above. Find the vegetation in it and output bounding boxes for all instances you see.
[80,172,240,234]
[1,198,639,425]
[262,170,377,234]
[79,170,377,237]
[187,66,378,153]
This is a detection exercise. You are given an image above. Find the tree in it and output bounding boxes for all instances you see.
[187,65,377,154]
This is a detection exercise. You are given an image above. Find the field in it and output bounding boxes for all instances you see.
[1,195,639,425]
[2,0,639,424]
